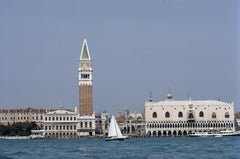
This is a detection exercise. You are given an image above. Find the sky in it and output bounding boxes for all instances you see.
[0,0,239,115]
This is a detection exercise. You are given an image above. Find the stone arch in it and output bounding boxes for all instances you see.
[199,111,204,117]
[152,112,157,118]
[163,131,167,137]
[153,131,157,137]
[183,130,187,136]
[178,130,182,137]
[178,111,183,118]
[225,112,230,118]
[165,112,170,118]
[188,113,194,118]
[137,117,143,123]
[173,130,177,137]
[212,112,217,118]
[158,131,162,137]
[168,131,172,137]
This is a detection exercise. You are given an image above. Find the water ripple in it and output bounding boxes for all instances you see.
[0,137,240,159]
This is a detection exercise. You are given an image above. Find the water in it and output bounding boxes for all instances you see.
[0,137,240,159]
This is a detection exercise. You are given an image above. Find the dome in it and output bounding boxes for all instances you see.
[167,93,173,100]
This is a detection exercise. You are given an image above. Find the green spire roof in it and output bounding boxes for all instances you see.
[82,44,89,59]
[80,38,91,60]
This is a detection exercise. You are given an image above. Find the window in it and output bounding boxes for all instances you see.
[165,112,170,118]
[90,122,92,128]
[81,74,90,79]
[188,113,194,118]
[152,112,157,118]
[85,122,88,128]
[212,112,216,119]
[178,112,183,118]
[225,112,230,118]
[199,111,204,117]
[80,122,83,128]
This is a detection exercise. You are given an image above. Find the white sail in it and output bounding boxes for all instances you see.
[108,115,123,138]
[108,116,117,137]
[114,117,123,138]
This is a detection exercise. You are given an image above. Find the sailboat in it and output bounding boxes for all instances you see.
[105,115,124,141]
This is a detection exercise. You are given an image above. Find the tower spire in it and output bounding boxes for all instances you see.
[79,35,93,116]
[80,35,91,61]
[59,101,63,110]
[149,90,153,102]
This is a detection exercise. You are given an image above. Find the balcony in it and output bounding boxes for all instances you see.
[187,111,195,122]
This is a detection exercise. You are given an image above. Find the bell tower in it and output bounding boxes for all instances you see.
[78,35,93,116]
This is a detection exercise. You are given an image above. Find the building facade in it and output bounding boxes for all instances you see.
[145,93,235,137]
[95,111,109,136]
[43,109,78,138]
[115,110,145,137]
[121,111,145,136]
[0,108,53,128]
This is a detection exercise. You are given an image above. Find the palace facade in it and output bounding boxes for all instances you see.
[145,93,235,137]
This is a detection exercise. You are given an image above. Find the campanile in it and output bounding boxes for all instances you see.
[78,36,93,116]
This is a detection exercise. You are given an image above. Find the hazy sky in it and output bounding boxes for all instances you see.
[0,0,239,115]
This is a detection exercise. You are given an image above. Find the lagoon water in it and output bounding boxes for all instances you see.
[0,137,240,159]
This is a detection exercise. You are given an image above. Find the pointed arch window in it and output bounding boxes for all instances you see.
[188,113,194,118]
[165,112,170,118]
[225,112,230,118]
[152,112,157,118]
[212,112,216,119]
[199,111,204,117]
[178,112,183,118]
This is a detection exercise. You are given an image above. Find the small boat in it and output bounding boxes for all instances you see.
[218,130,240,136]
[105,115,124,141]
[189,132,214,137]
[189,130,240,137]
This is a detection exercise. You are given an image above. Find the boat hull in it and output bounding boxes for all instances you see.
[105,138,124,141]
[189,132,240,137]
